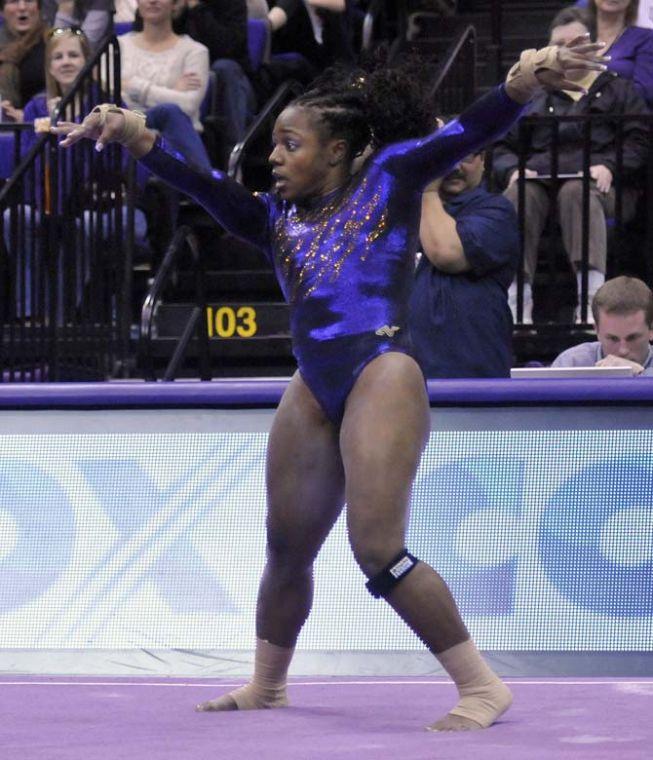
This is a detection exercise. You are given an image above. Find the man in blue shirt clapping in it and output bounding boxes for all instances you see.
[408,149,520,378]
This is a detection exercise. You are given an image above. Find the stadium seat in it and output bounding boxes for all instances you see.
[247,18,270,72]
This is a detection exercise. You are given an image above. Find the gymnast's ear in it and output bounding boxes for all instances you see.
[327,138,349,167]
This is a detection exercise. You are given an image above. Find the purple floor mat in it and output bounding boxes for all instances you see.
[2,676,653,760]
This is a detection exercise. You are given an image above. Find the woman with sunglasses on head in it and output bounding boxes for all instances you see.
[3,26,93,319]
[0,0,47,123]
[54,38,606,732]
[21,26,90,131]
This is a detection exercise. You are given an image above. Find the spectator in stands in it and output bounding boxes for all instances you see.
[408,147,519,378]
[575,0,653,104]
[114,0,138,23]
[552,275,653,374]
[267,0,356,78]
[0,0,47,121]
[246,0,267,17]
[40,0,112,49]
[494,6,650,324]
[22,25,94,140]
[172,0,257,168]
[119,0,212,169]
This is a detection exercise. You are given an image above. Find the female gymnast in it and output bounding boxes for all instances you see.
[54,36,606,731]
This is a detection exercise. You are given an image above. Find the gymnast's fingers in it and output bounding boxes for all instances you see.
[94,111,127,152]
[51,123,90,147]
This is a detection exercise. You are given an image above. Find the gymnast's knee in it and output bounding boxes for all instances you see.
[265,528,315,577]
[349,534,416,584]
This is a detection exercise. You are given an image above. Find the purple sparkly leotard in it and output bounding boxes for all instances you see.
[141,86,525,423]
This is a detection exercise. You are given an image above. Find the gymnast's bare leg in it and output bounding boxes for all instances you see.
[340,352,512,731]
[197,371,346,711]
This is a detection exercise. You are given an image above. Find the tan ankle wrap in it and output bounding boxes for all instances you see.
[434,638,513,729]
[91,104,146,149]
[505,46,562,101]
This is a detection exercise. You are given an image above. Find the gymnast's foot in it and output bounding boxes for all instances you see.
[196,683,289,712]
[427,679,513,731]
[197,638,294,712]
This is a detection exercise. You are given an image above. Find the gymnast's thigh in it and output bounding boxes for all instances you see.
[265,371,346,563]
[339,353,430,565]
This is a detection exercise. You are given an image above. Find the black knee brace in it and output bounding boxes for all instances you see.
[365,549,419,599]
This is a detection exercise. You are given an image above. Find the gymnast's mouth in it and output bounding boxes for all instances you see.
[272,173,288,191]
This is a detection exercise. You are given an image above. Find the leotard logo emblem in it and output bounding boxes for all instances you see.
[375,325,401,337]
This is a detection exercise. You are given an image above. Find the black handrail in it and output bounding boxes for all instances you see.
[139,226,210,381]
[228,79,304,180]
[428,24,476,102]
[385,16,477,113]
[0,32,132,380]
[489,0,504,82]
[360,0,386,52]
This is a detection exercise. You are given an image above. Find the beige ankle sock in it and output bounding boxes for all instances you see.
[196,638,294,712]
[435,639,513,728]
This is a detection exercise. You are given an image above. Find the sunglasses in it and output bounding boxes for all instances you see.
[48,25,87,39]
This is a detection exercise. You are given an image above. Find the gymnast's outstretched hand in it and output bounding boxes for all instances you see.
[506,35,610,103]
[51,104,156,158]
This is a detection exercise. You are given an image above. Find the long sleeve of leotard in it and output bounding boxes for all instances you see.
[377,84,527,190]
[140,140,272,256]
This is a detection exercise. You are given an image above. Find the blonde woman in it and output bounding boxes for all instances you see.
[4,28,147,317]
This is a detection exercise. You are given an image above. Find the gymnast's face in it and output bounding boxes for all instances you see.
[269,106,347,203]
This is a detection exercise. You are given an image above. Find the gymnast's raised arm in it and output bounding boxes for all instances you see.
[378,35,610,190]
[51,105,270,251]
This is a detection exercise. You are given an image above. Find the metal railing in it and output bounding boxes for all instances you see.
[228,79,304,183]
[387,10,478,115]
[494,112,653,327]
[428,24,477,114]
[139,226,209,381]
[0,33,136,381]
[489,0,504,82]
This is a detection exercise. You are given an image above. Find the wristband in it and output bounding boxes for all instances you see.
[90,104,147,149]
[505,46,562,101]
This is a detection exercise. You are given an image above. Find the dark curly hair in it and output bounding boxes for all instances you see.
[291,55,438,161]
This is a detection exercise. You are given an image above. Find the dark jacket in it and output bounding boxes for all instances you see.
[492,71,651,189]
[270,0,355,69]
[173,0,250,73]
